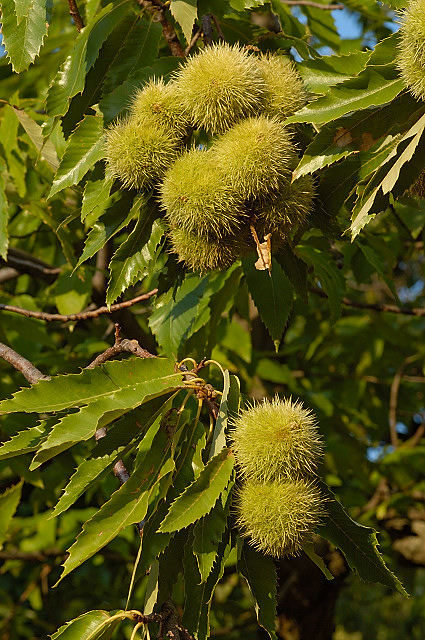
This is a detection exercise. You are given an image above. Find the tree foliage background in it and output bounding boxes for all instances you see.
[0,0,425,638]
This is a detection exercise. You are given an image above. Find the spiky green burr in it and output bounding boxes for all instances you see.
[104,117,181,190]
[168,226,250,271]
[257,54,308,119]
[159,148,247,237]
[253,174,315,243]
[396,0,425,101]
[129,78,190,136]
[230,396,323,482]
[175,43,267,134]
[212,116,296,201]
[236,479,324,557]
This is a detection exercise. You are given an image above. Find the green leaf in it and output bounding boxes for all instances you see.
[102,16,162,95]
[293,92,423,179]
[287,66,404,126]
[75,190,136,268]
[135,417,205,583]
[297,245,345,320]
[357,242,398,300]
[50,398,172,517]
[193,485,233,582]
[170,0,197,44]
[319,489,408,597]
[0,357,180,414]
[0,420,51,460]
[12,107,59,170]
[0,0,50,72]
[29,360,181,467]
[209,371,240,460]
[182,530,232,640]
[99,57,181,123]
[298,50,369,94]
[49,116,105,198]
[106,209,166,306]
[81,171,114,223]
[351,112,425,238]
[0,480,23,549]
[0,170,8,260]
[275,245,309,302]
[242,258,293,352]
[159,448,234,532]
[149,272,210,359]
[302,541,334,580]
[51,610,120,639]
[59,418,175,582]
[237,541,278,640]
[45,0,132,118]
[53,265,92,315]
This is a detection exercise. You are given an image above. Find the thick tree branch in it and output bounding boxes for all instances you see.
[0,342,51,384]
[0,289,158,322]
[67,0,85,31]
[310,287,425,316]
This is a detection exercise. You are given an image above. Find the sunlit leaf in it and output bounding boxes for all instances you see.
[159,449,234,532]
[1,0,50,72]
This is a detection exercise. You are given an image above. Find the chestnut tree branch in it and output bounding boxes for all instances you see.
[137,0,185,56]
[67,0,85,31]
[0,289,158,322]
[0,342,51,384]
[310,287,425,317]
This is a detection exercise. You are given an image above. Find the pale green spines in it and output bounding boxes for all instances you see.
[257,54,308,119]
[159,149,246,237]
[130,78,190,136]
[254,174,315,241]
[236,479,323,556]
[104,118,181,190]
[212,116,296,200]
[230,396,323,482]
[175,43,267,134]
[168,227,250,271]
[396,0,425,101]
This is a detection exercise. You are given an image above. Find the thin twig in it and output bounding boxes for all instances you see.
[137,0,185,56]
[2,248,61,283]
[210,13,225,41]
[389,355,421,449]
[185,27,202,55]
[281,0,344,9]
[0,342,51,384]
[0,268,20,283]
[310,287,425,317]
[0,289,158,322]
[67,0,85,31]
[87,339,155,368]
[361,477,390,514]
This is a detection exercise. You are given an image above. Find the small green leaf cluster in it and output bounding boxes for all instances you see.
[104,43,313,271]
[231,396,325,557]
[396,0,425,101]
